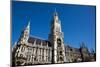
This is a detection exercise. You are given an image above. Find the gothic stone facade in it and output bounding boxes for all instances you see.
[12,11,96,66]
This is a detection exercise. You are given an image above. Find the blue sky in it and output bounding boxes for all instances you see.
[12,1,96,51]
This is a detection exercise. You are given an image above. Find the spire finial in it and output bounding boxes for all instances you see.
[54,8,58,16]
[55,8,56,13]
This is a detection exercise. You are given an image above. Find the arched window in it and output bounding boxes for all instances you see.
[20,54,23,57]
[60,57,63,61]
[60,51,63,55]
[16,51,19,57]
[57,38,61,47]
[21,46,25,52]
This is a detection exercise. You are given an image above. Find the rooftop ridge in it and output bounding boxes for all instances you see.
[29,34,48,41]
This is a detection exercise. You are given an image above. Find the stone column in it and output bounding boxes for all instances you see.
[50,48,52,63]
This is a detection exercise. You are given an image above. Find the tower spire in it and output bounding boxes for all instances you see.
[26,20,30,29]
[49,9,65,63]
[25,20,30,33]
[18,20,30,45]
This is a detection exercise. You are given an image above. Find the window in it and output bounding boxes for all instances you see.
[57,38,61,47]
[60,57,63,61]
[34,57,36,61]
[21,46,25,52]
[16,51,19,56]
[60,51,63,55]
[20,54,23,57]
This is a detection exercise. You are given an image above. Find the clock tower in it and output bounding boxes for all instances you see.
[49,10,66,63]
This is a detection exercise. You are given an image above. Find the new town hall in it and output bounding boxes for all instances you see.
[12,11,96,66]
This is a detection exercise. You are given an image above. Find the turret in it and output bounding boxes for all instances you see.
[18,21,30,45]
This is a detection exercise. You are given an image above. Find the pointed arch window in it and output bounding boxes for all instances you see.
[60,51,63,55]
[60,57,63,61]
[57,38,61,47]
